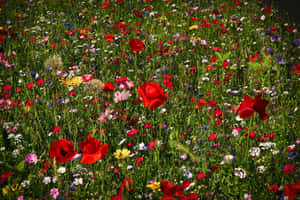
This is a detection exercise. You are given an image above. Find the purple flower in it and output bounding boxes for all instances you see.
[267,48,274,55]
[25,153,38,164]
[271,35,280,42]
[275,56,284,64]
[292,39,300,47]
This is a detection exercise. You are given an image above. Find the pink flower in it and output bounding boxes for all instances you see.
[25,153,38,164]
[50,188,59,199]
[119,80,134,89]
[17,196,24,200]
[82,74,94,82]
[114,90,131,103]
[244,193,252,200]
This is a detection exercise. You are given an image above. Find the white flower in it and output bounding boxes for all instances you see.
[260,15,266,21]
[257,165,267,173]
[74,178,83,186]
[249,147,260,156]
[57,167,66,174]
[43,177,51,184]
[12,149,20,158]
[52,176,57,183]
[234,168,246,179]
[21,180,30,187]
[259,142,276,150]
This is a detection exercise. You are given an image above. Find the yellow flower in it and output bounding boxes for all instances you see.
[14,12,24,19]
[2,184,23,196]
[24,106,30,113]
[159,16,167,21]
[190,37,201,41]
[0,26,3,31]
[2,185,9,196]
[189,25,198,30]
[113,149,131,159]
[62,76,83,86]
[146,181,161,191]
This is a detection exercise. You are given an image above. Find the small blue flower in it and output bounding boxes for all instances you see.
[48,100,54,107]
[45,81,52,86]
[187,85,194,90]
[128,58,134,64]
[288,151,298,159]
[292,39,300,47]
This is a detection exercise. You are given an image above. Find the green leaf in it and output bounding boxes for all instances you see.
[216,52,223,61]
[223,52,231,60]
[248,62,261,70]
[16,160,25,172]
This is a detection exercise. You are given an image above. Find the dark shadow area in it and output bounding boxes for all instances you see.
[264,0,300,25]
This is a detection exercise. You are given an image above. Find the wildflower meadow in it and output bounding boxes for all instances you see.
[0,0,299,199]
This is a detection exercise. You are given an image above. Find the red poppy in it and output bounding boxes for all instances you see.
[295,64,300,75]
[160,181,184,197]
[129,39,145,52]
[237,94,269,120]
[1,171,12,182]
[101,1,110,8]
[52,126,60,133]
[37,79,44,86]
[252,95,269,120]
[26,82,35,89]
[103,82,116,91]
[25,99,33,107]
[133,9,143,18]
[105,33,115,42]
[138,82,168,110]
[284,181,300,200]
[2,84,11,92]
[79,136,108,164]
[49,139,77,163]
[209,133,218,141]
[0,35,5,43]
